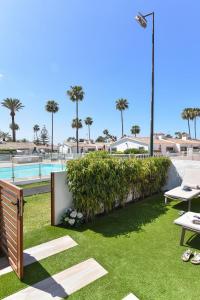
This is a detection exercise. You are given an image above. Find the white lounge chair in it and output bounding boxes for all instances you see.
[164,168,200,211]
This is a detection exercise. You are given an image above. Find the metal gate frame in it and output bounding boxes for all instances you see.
[0,180,24,279]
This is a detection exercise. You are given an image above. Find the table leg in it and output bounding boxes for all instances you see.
[188,200,191,211]
[180,227,186,246]
[165,197,167,204]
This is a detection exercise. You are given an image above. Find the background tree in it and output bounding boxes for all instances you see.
[1,98,24,142]
[45,100,59,152]
[111,135,117,141]
[131,125,140,137]
[96,136,106,143]
[103,129,110,143]
[0,131,11,142]
[33,124,40,142]
[39,125,49,145]
[175,131,182,139]
[67,137,76,142]
[84,117,93,140]
[116,98,129,137]
[20,138,29,142]
[165,134,172,138]
[71,118,83,130]
[67,86,84,153]
[181,108,192,138]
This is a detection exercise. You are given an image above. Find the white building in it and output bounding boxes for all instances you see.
[109,135,200,155]
[59,141,106,154]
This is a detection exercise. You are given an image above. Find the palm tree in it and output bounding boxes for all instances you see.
[84,117,93,141]
[1,98,24,142]
[9,123,19,140]
[103,129,109,136]
[181,108,192,138]
[33,124,40,142]
[192,108,200,140]
[45,100,59,152]
[71,118,83,130]
[67,86,84,153]
[116,98,129,137]
[131,125,140,137]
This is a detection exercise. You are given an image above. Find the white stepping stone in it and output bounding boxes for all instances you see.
[0,236,77,276]
[3,258,108,300]
[122,293,139,300]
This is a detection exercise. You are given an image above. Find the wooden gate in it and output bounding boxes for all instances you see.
[0,180,24,279]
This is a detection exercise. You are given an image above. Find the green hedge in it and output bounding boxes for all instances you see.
[124,148,148,154]
[66,156,171,220]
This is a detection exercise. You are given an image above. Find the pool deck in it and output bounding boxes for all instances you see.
[23,184,51,196]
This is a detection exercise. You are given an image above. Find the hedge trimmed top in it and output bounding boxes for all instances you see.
[66,154,171,220]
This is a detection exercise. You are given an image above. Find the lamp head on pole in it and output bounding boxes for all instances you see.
[135,12,147,28]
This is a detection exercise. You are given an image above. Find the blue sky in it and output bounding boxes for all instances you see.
[0,0,200,143]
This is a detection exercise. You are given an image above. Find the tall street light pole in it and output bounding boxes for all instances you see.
[135,12,155,156]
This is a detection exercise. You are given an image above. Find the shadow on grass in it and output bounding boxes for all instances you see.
[172,198,200,213]
[66,194,169,238]
[186,234,200,250]
[21,254,69,299]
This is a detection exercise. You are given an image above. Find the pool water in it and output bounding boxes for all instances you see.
[0,163,64,180]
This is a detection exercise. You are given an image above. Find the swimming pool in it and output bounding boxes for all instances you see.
[0,163,64,180]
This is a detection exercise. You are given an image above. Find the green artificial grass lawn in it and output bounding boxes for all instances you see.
[17,180,50,189]
[1,193,200,300]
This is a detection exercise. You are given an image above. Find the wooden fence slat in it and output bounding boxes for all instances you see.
[1,209,17,227]
[0,217,17,234]
[1,230,17,247]
[0,224,17,243]
[1,201,17,217]
[1,190,18,205]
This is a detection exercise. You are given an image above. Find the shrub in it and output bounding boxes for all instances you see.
[86,151,109,159]
[124,148,148,154]
[66,156,171,221]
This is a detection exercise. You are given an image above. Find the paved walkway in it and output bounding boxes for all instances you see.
[23,184,50,196]
[3,259,107,300]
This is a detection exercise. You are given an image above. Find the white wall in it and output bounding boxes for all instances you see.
[52,171,73,225]
[112,140,148,152]
[59,145,72,154]
[163,159,200,190]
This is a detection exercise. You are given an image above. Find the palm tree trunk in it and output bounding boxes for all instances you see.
[11,113,16,142]
[194,117,197,139]
[51,112,54,152]
[88,125,90,141]
[121,110,124,137]
[188,119,191,138]
[76,100,79,153]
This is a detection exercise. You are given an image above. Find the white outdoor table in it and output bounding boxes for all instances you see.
[165,187,200,211]
[174,212,200,245]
